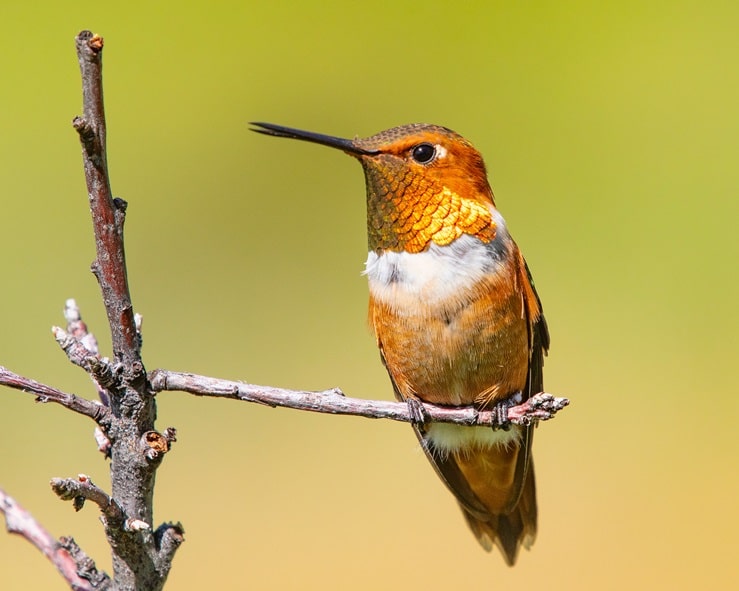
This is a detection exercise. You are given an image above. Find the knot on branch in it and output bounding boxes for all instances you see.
[142,427,176,462]
[113,197,128,212]
[72,116,99,158]
[124,519,151,533]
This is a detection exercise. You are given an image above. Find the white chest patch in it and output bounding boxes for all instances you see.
[364,212,510,308]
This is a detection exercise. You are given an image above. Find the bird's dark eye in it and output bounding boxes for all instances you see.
[411,143,436,164]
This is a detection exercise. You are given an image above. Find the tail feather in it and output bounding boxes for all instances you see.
[460,462,537,566]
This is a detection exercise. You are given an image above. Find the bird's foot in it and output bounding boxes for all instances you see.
[491,399,511,430]
[405,397,429,427]
[490,391,524,431]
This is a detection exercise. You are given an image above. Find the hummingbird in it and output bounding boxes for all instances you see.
[251,121,549,565]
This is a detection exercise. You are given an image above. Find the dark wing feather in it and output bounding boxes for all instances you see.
[508,255,548,512]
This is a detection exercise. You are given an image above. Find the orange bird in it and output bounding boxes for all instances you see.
[252,122,549,565]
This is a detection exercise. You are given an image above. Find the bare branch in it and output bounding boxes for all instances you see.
[73,31,140,367]
[0,365,111,425]
[0,488,110,590]
[72,31,168,589]
[149,369,569,426]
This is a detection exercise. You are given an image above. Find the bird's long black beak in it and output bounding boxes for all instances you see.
[250,122,378,156]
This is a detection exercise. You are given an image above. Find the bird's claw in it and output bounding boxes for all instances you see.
[493,400,511,430]
[405,397,428,427]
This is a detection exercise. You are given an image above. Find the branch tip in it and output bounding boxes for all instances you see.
[76,30,104,53]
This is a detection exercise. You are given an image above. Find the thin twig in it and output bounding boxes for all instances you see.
[53,325,121,391]
[50,475,125,528]
[60,298,114,453]
[149,369,569,426]
[61,298,114,401]
[0,366,110,425]
[0,488,110,590]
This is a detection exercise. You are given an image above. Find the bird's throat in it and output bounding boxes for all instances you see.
[366,182,496,253]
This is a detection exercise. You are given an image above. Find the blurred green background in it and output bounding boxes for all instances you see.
[1,1,737,589]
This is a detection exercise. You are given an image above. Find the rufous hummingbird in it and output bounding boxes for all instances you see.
[251,122,549,565]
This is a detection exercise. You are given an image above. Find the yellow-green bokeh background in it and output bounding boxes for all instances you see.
[1,2,737,589]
